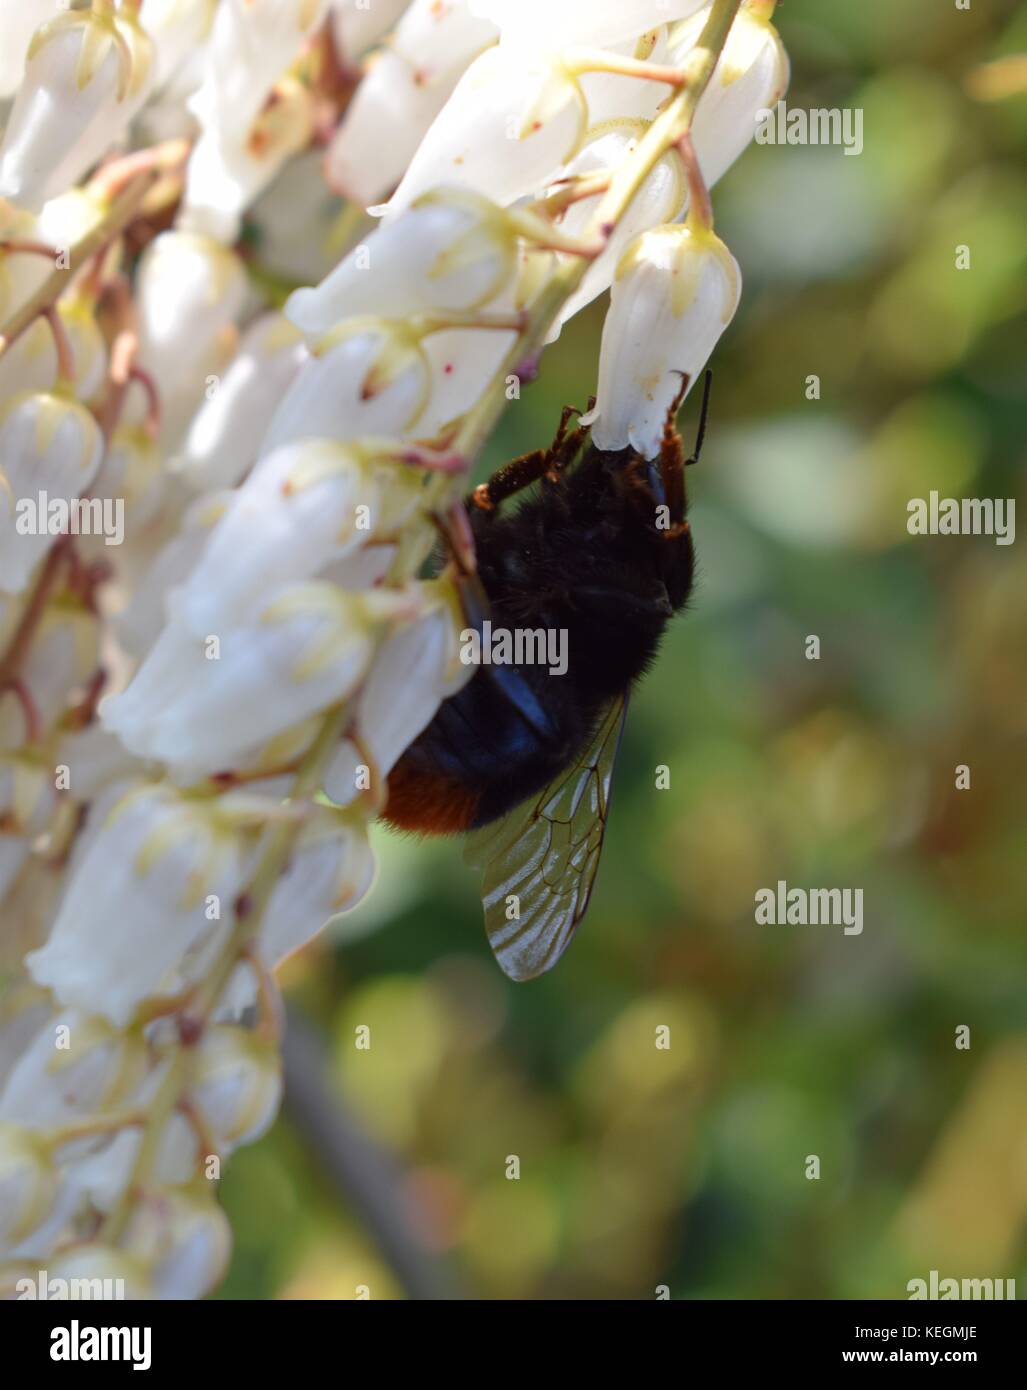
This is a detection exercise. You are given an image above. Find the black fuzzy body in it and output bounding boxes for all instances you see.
[385,442,696,832]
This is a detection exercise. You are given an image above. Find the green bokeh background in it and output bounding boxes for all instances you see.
[221,0,1027,1300]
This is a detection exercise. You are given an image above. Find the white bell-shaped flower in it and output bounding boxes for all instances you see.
[102,582,423,777]
[415,323,515,439]
[114,492,232,659]
[0,390,104,594]
[0,0,58,98]
[0,297,108,404]
[0,3,154,213]
[286,190,519,340]
[181,78,316,244]
[672,1,790,189]
[382,44,588,222]
[259,321,430,458]
[587,222,741,460]
[0,603,100,752]
[87,424,165,538]
[325,49,448,208]
[263,816,377,962]
[0,1009,147,1130]
[144,0,218,93]
[191,0,329,145]
[124,1187,232,1301]
[391,0,494,74]
[25,784,250,1027]
[135,231,248,448]
[188,1026,282,1148]
[0,1121,56,1252]
[545,120,686,342]
[64,1077,199,1212]
[177,315,307,493]
[326,0,497,207]
[178,439,427,637]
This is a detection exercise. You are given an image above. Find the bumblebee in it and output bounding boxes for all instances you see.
[384,373,712,981]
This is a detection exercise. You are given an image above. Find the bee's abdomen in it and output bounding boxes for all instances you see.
[381,756,481,834]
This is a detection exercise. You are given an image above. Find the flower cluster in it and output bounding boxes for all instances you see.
[0,0,786,1296]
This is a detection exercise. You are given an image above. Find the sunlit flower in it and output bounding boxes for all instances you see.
[190,0,328,145]
[134,230,248,446]
[102,583,424,777]
[260,320,431,457]
[672,1,790,188]
[382,44,589,220]
[326,0,498,206]
[177,314,308,493]
[0,3,153,213]
[123,1187,232,1300]
[587,222,742,458]
[286,189,520,338]
[25,784,250,1026]
[177,438,429,637]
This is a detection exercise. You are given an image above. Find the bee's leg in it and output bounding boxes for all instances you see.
[658,369,713,538]
[470,404,587,512]
[470,447,549,513]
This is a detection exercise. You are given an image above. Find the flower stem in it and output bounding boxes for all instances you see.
[43,306,77,387]
[0,538,72,687]
[678,132,715,234]
[0,170,160,361]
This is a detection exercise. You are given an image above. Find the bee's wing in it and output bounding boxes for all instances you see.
[463,694,628,982]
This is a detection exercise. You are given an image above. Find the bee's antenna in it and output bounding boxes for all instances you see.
[688,370,714,467]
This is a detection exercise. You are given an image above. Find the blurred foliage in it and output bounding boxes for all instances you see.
[219,0,1027,1299]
